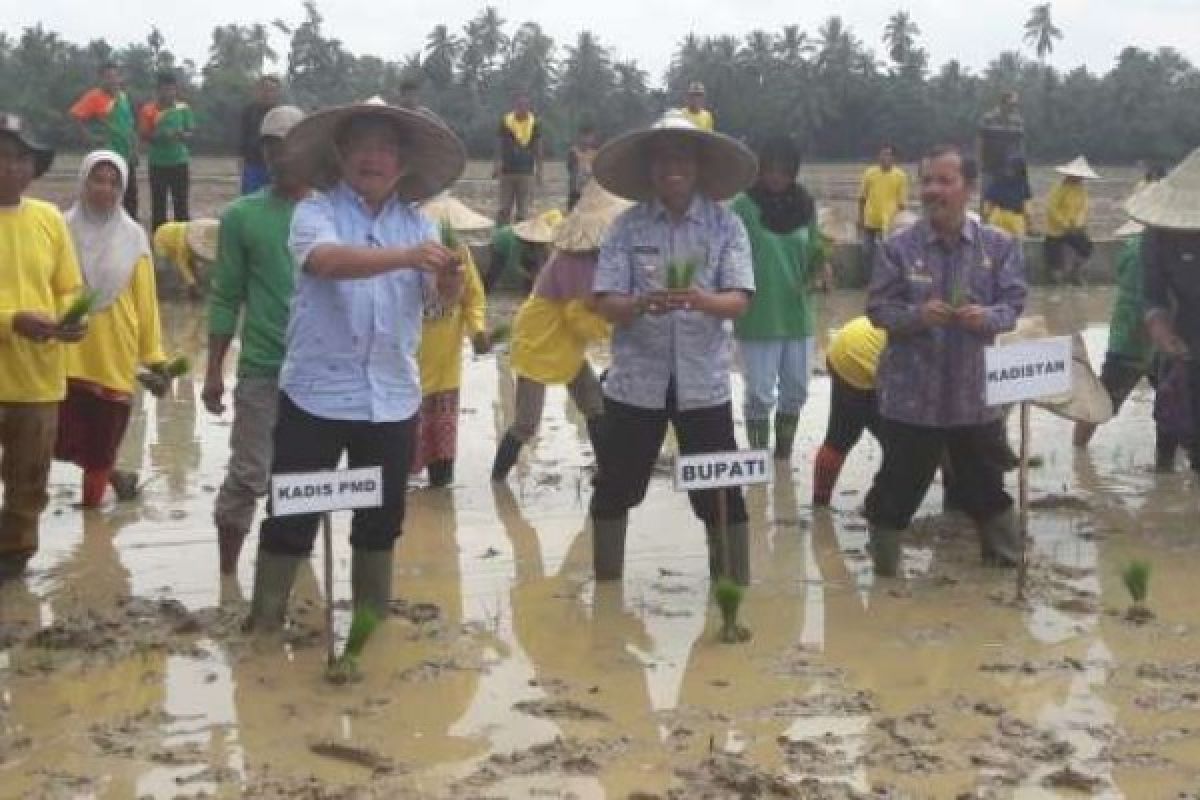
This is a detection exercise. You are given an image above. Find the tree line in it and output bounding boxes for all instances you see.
[2,1,1197,164]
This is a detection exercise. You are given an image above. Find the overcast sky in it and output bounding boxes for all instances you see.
[5,0,1198,83]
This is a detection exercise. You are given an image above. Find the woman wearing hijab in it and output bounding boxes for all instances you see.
[56,150,168,507]
[731,135,827,461]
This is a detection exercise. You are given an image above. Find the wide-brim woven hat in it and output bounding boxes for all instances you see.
[1113,219,1144,238]
[512,209,563,244]
[1055,155,1101,180]
[421,193,493,232]
[285,96,465,202]
[592,111,757,203]
[185,218,220,262]
[554,180,631,252]
[0,112,54,178]
[998,317,1114,425]
[1126,147,1200,231]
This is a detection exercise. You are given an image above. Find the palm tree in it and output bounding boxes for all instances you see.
[1024,3,1062,61]
[883,11,920,66]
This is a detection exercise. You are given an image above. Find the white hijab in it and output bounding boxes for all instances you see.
[64,151,151,311]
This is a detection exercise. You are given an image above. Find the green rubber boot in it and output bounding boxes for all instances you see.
[592,515,628,581]
[773,413,799,461]
[351,548,394,617]
[705,521,750,586]
[246,550,304,632]
[745,419,770,450]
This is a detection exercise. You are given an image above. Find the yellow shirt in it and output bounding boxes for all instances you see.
[859,165,909,231]
[511,295,610,385]
[826,316,887,391]
[1045,181,1088,237]
[679,108,714,131]
[417,253,486,395]
[66,255,166,394]
[986,206,1028,238]
[0,198,83,403]
[153,221,196,287]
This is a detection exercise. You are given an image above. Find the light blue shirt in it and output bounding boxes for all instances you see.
[593,195,755,411]
[283,182,436,422]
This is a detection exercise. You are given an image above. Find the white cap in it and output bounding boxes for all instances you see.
[260,105,305,139]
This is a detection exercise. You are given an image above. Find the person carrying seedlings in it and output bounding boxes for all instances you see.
[587,112,757,584]
[481,209,561,293]
[413,194,491,488]
[55,150,169,508]
[203,105,307,576]
[492,180,627,482]
[731,135,826,460]
[1134,147,1200,476]
[864,144,1027,578]
[0,114,86,579]
[245,97,466,631]
[1043,156,1099,285]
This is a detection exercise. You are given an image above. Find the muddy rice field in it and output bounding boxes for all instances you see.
[2,159,1198,799]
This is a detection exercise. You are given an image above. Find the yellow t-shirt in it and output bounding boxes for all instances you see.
[511,295,610,386]
[859,166,909,232]
[679,108,714,132]
[66,254,166,394]
[826,316,887,391]
[153,221,196,287]
[1045,182,1088,237]
[0,198,83,403]
[417,252,486,395]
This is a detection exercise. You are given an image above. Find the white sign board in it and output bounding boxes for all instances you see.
[675,450,773,492]
[985,337,1072,406]
[271,467,383,517]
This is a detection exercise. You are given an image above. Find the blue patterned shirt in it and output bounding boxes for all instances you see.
[593,195,755,411]
[867,216,1026,427]
[283,182,436,422]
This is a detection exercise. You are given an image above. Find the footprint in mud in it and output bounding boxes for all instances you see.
[513,698,610,721]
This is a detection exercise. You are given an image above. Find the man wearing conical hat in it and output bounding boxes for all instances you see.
[1134,147,1200,473]
[203,104,307,576]
[245,98,466,630]
[1043,155,1100,286]
[587,112,757,586]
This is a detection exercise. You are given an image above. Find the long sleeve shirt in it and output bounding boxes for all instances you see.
[1045,182,1088,237]
[867,217,1026,428]
[1142,227,1200,352]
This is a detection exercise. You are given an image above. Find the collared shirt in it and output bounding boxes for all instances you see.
[284,182,436,422]
[867,216,1026,428]
[593,195,755,411]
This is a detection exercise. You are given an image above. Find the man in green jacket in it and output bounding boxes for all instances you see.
[202,105,306,576]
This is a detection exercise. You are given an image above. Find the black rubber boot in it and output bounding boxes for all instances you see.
[592,515,628,581]
[427,460,454,487]
[491,432,523,481]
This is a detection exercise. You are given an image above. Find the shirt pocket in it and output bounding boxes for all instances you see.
[630,244,664,293]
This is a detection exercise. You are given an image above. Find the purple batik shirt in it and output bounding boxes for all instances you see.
[867,216,1026,428]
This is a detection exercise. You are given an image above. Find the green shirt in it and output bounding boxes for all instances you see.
[491,225,523,278]
[1107,235,1151,364]
[145,102,194,167]
[208,189,297,378]
[731,193,824,340]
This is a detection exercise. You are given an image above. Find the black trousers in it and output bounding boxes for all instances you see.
[149,163,190,233]
[589,386,748,526]
[122,163,139,220]
[1044,231,1093,272]
[865,418,1011,530]
[259,393,416,556]
[823,366,880,455]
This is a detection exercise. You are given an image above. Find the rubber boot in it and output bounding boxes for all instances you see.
[979,507,1020,568]
[82,468,110,508]
[427,460,454,488]
[109,470,141,502]
[246,550,303,632]
[217,526,247,576]
[773,414,799,461]
[591,515,627,581]
[351,547,394,617]
[867,522,902,577]
[491,431,523,481]
[812,444,846,506]
[705,521,750,586]
[745,419,770,450]
[0,551,33,582]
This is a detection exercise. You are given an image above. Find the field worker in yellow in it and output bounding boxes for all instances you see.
[857,143,908,274]
[678,81,714,131]
[1043,155,1099,285]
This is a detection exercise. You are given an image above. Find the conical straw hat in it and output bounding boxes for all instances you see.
[421,193,493,232]
[1126,147,1200,231]
[185,218,220,262]
[554,181,632,252]
[512,209,563,244]
[1054,155,1100,180]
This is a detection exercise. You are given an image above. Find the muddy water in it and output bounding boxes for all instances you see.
[3,289,1200,798]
